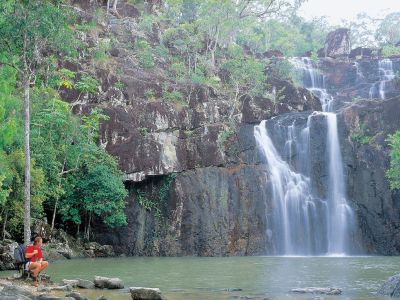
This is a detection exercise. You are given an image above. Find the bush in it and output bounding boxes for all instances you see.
[382,45,400,57]
[387,131,400,190]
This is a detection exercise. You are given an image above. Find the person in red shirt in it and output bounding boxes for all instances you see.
[25,236,49,287]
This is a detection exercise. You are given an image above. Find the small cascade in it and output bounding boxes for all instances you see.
[354,62,364,83]
[290,58,334,111]
[254,57,356,255]
[369,59,395,99]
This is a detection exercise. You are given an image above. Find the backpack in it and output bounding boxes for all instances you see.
[13,244,28,272]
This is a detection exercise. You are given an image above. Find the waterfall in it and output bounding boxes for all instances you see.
[254,57,355,255]
[369,59,395,100]
[255,119,326,255]
[354,62,364,83]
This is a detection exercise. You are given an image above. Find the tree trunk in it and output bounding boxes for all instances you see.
[23,76,31,245]
[2,208,8,241]
[86,213,92,241]
[51,198,58,232]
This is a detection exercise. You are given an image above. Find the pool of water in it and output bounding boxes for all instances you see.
[1,256,398,299]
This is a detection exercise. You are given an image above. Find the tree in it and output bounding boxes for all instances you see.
[387,131,400,190]
[376,12,400,46]
[0,0,76,244]
[221,44,266,116]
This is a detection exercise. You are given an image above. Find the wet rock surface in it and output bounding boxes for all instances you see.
[378,274,400,297]
[94,276,124,289]
[290,287,342,295]
[340,97,400,254]
[129,287,165,300]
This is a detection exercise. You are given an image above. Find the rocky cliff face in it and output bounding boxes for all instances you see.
[339,97,400,254]
[67,2,400,255]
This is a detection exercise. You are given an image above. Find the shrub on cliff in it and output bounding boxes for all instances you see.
[387,131,400,190]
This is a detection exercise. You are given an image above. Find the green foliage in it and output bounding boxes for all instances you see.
[0,0,78,69]
[218,122,236,146]
[136,39,155,69]
[387,131,400,190]
[376,12,400,46]
[74,74,99,94]
[114,80,126,91]
[0,65,128,239]
[92,39,112,62]
[382,45,400,58]
[144,89,156,100]
[65,165,127,227]
[135,173,177,220]
[268,59,297,82]
[351,123,373,145]
[221,45,266,100]
[162,86,185,103]
[139,127,149,136]
[263,17,330,56]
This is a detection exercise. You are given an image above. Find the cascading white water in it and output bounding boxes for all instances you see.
[254,57,355,255]
[255,119,327,255]
[369,59,395,99]
[325,113,354,255]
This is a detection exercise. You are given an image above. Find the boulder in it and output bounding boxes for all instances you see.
[61,280,79,288]
[349,47,373,59]
[0,240,18,271]
[76,279,95,289]
[318,28,350,58]
[1,285,35,299]
[83,243,115,257]
[0,294,27,300]
[38,285,72,292]
[94,276,124,289]
[65,292,87,300]
[291,287,342,295]
[377,273,400,297]
[36,296,75,300]
[262,49,284,58]
[96,296,107,300]
[129,287,165,300]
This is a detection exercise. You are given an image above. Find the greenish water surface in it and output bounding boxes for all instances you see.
[2,256,399,299]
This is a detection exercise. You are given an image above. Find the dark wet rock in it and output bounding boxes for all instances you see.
[65,292,87,300]
[378,273,400,297]
[83,243,115,258]
[349,47,374,59]
[36,296,74,300]
[94,276,124,289]
[0,240,18,271]
[340,97,400,254]
[76,279,94,289]
[95,296,107,300]
[262,49,284,58]
[229,296,269,300]
[291,287,342,295]
[61,280,78,288]
[318,28,350,58]
[221,288,243,292]
[129,287,165,300]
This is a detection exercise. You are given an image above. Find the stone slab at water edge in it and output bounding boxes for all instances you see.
[378,273,400,297]
[130,287,165,300]
[94,276,124,289]
[290,287,342,295]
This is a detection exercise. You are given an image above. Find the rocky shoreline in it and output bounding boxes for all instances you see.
[0,275,166,300]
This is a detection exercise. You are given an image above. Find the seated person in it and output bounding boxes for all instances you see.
[25,236,49,287]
